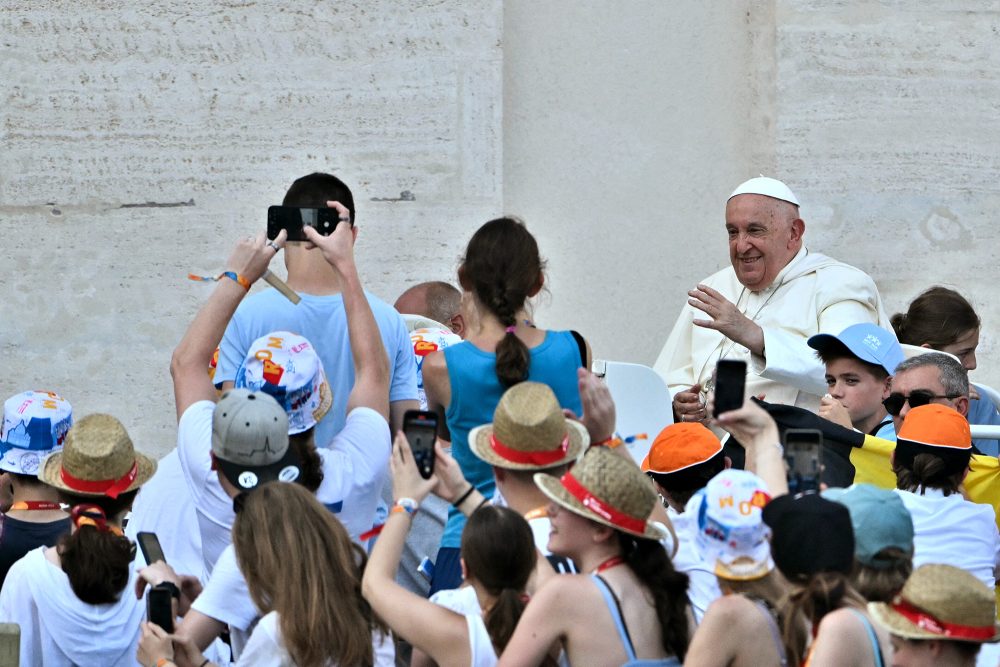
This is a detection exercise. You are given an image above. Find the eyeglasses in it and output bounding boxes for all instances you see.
[882,390,961,416]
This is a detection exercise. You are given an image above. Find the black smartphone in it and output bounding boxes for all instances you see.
[783,428,823,494]
[712,359,747,417]
[403,410,438,480]
[146,586,174,633]
[137,531,166,565]
[267,206,348,242]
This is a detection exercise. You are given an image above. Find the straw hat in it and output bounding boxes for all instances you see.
[469,382,588,470]
[869,564,1000,643]
[534,446,665,540]
[40,414,156,498]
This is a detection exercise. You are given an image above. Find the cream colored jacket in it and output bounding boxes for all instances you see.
[653,247,889,414]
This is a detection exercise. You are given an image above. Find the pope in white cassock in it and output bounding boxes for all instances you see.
[653,177,890,425]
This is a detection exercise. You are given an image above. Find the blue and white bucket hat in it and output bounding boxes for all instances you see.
[0,391,73,476]
[235,332,332,435]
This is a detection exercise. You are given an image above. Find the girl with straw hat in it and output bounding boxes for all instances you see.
[0,413,156,666]
[869,563,1000,667]
[499,446,689,666]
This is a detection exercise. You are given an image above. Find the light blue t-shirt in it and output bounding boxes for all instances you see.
[873,418,896,442]
[214,288,417,447]
[440,331,584,548]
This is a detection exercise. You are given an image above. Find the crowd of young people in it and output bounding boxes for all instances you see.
[0,172,998,667]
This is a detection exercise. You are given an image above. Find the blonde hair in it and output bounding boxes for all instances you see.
[233,482,382,667]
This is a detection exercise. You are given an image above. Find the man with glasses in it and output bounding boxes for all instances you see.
[883,353,986,444]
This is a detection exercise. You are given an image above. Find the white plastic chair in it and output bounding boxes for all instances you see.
[592,360,674,464]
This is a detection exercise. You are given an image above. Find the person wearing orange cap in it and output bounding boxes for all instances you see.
[641,423,729,623]
[891,403,1000,589]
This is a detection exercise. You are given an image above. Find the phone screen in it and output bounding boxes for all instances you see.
[783,429,823,494]
[712,359,747,417]
[146,587,174,633]
[137,532,166,565]
[267,206,347,242]
[404,410,438,480]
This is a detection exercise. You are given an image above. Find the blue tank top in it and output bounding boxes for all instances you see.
[440,330,583,547]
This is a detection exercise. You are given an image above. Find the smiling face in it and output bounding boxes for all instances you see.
[725,194,804,291]
[546,501,596,560]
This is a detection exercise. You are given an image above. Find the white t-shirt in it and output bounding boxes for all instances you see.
[125,448,205,580]
[314,407,391,541]
[190,544,258,657]
[177,403,391,576]
[894,487,1000,588]
[237,610,395,666]
[176,400,236,576]
[670,496,722,624]
[0,547,145,666]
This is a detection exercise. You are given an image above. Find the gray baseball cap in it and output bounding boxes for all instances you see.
[211,389,300,492]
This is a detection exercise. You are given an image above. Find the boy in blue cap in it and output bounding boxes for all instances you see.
[808,322,905,440]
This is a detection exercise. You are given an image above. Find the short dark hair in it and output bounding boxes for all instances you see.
[646,452,726,507]
[283,173,356,223]
[893,353,968,398]
[815,340,889,381]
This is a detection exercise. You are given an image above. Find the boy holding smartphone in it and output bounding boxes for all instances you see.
[807,323,905,439]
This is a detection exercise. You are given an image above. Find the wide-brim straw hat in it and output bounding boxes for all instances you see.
[469,382,588,471]
[869,564,1000,643]
[40,414,156,498]
[534,446,665,541]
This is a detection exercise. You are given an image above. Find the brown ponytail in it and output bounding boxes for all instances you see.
[288,430,324,492]
[617,532,691,661]
[778,571,864,666]
[58,491,138,605]
[460,505,536,653]
[458,217,544,388]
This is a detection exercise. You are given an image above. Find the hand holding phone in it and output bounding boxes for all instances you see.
[137,532,166,566]
[403,410,439,480]
[146,586,174,633]
[268,205,350,242]
[712,360,747,417]
[783,429,823,494]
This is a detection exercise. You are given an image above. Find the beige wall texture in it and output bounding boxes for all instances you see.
[4,2,1000,458]
[505,0,1000,391]
[1,2,502,457]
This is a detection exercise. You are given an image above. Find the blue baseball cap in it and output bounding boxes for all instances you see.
[808,323,905,376]
[824,484,914,569]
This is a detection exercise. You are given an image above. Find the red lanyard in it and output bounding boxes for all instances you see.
[594,555,625,574]
[9,501,63,511]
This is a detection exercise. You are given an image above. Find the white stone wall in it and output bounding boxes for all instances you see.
[506,0,1000,393]
[1,1,503,457]
[773,1,1000,377]
[5,1,1000,458]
